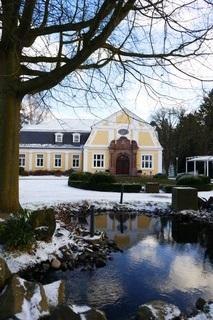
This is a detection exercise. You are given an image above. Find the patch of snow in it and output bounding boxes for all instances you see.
[21,118,96,132]
[19,177,212,211]
[70,304,91,314]
[144,304,158,317]
[15,286,49,320]
[19,177,172,209]
[43,280,62,307]
[164,305,181,319]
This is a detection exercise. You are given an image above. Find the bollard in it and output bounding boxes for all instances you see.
[120,184,124,204]
[89,205,95,237]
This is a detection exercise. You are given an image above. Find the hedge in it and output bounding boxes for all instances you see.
[176,174,211,187]
[89,172,116,184]
[69,180,142,193]
[68,171,92,182]
[176,174,210,184]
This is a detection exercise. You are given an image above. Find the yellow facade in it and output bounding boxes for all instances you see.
[19,150,83,172]
[116,113,131,124]
[20,108,162,175]
[136,150,159,175]
[91,131,109,145]
[138,132,154,146]
[86,150,110,173]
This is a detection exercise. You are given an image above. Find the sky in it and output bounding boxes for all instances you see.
[21,0,213,123]
[51,72,213,123]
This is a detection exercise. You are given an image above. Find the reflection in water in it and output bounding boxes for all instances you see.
[165,255,213,295]
[55,213,213,320]
[91,213,159,249]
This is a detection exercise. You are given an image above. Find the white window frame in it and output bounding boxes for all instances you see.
[73,133,80,143]
[36,154,44,167]
[19,154,25,167]
[93,154,104,168]
[54,154,62,168]
[72,154,80,168]
[55,133,63,143]
[142,154,153,169]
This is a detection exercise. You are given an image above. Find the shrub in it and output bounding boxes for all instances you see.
[68,171,92,183]
[89,172,116,184]
[0,210,35,251]
[29,170,51,176]
[176,174,211,191]
[176,174,209,187]
[19,167,28,176]
[153,173,167,179]
[69,180,141,193]
[198,175,211,184]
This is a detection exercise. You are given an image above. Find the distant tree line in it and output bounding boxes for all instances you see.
[151,89,213,174]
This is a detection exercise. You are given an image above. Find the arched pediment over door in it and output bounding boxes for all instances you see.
[109,137,138,176]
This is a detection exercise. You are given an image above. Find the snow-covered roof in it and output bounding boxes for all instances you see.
[186,156,213,162]
[21,118,97,132]
[20,144,83,149]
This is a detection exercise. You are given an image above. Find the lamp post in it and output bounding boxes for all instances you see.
[176,157,179,176]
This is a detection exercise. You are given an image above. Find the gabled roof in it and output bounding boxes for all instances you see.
[21,118,96,132]
[92,107,149,127]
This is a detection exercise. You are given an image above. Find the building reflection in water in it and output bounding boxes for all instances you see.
[83,213,213,263]
[85,213,160,249]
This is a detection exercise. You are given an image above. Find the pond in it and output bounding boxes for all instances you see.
[47,213,213,320]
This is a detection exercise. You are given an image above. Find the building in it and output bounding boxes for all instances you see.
[19,108,163,176]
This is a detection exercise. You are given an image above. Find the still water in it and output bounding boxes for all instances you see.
[50,214,213,320]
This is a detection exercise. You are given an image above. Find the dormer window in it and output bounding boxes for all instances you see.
[73,133,80,143]
[55,133,63,143]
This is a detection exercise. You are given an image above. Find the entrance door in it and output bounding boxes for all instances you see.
[116,154,130,175]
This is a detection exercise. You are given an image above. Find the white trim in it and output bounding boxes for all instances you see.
[83,149,88,172]
[19,148,82,154]
[139,146,163,151]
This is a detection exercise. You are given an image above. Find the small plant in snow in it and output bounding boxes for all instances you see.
[0,209,35,251]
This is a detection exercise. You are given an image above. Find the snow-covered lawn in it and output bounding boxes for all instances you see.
[19,176,212,209]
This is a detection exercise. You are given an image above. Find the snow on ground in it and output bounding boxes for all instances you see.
[19,176,212,209]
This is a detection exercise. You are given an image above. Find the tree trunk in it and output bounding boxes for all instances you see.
[0,47,21,213]
[0,93,21,213]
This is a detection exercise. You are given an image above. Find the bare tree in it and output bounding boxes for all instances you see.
[21,95,51,125]
[0,0,212,213]
[151,107,185,174]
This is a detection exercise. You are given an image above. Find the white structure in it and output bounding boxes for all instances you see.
[185,156,213,177]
